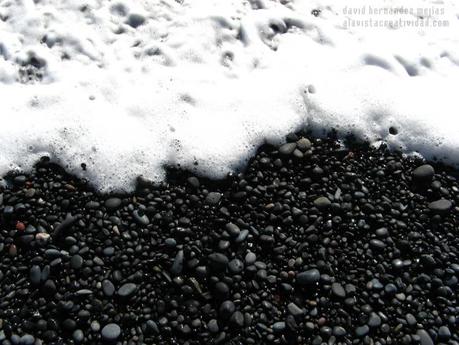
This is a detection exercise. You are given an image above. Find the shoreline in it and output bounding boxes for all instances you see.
[0,133,458,345]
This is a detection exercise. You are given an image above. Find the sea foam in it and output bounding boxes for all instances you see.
[0,0,458,191]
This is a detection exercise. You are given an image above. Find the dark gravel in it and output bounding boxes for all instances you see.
[0,133,458,345]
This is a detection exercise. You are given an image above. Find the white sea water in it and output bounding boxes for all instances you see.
[0,0,458,191]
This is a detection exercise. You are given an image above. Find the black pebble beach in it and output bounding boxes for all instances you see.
[0,133,458,345]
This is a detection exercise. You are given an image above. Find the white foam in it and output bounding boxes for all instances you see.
[0,0,458,191]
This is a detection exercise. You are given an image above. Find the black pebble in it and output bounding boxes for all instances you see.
[331,282,346,298]
[219,300,235,319]
[118,283,137,298]
[132,210,149,225]
[102,279,115,297]
[101,323,121,342]
[279,142,297,155]
[208,253,229,272]
[205,192,222,205]
[70,254,84,269]
[428,199,452,214]
[105,197,122,210]
[314,196,331,210]
[29,265,41,286]
[412,164,435,182]
[355,325,369,337]
[297,269,320,285]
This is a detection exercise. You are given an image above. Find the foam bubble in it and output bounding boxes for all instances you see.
[0,0,458,191]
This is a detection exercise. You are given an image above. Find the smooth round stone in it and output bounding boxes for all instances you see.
[132,210,149,225]
[43,279,56,294]
[103,247,115,256]
[218,240,230,250]
[229,311,244,328]
[375,227,389,237]
[214,282,230,299]
[105,198,122,210]
[235,229,249,243]
[117,283,137,298]
[219,300,235,319]
[102,280,115,297]
[272,322,286,333]
[293,149,303,158]
[40,266,50,283]
[451,263,459,273]
[44,249,61,259]
[72,329,84,343]
[207,319,219,333]
[331,282,346,298]
[420,254,436,268]
[127,13,146,28]
[412,164,435,182]
[30,265,41,286]
[384,283,398,294]
[332,326,346,337]
[406,313,417,326]
[19,335,35,345]
[313,197,331,209]
[428,199,452,214]
[225,223,240,237]
[355,325,369,337]
[296,269,320,285]
[279,142,297,155]
[256,269,267,280]
[245,252,256,265]
[312,166,324,175]
[367,313,381,327]
[3,205,13,216]
[228,259,244,274]
[416,329,434,345]
[438,326,451,340]
[85,201,100,209]
[164,238,177,247]
[70,255,84,269]
[75,289,93,296]
[191,319,202,328]
[13,175,26,186]
[296,138,312,151]
[136,175,153,187]
[205,192,222,205]
[280,283,293,293]
[145,320,159,334]
[370,239,386,250]
[319,326,332,337]
[101,323,121,342]
[208,253,228,272]
[91,321,101,332]
[392,258,403,269]
[187,176,200,188]
[369,278,383,290]
[287,302,304,317]
[63,319,77,331]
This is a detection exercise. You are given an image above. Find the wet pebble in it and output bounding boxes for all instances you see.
[297,269,320,285]
[105,197,122,210]
[331,282,346,298]
[101,323,121,342]
[118,283,137,298]
[412,164,435,182]
[102,279,115,297]
[428,199,452,213]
